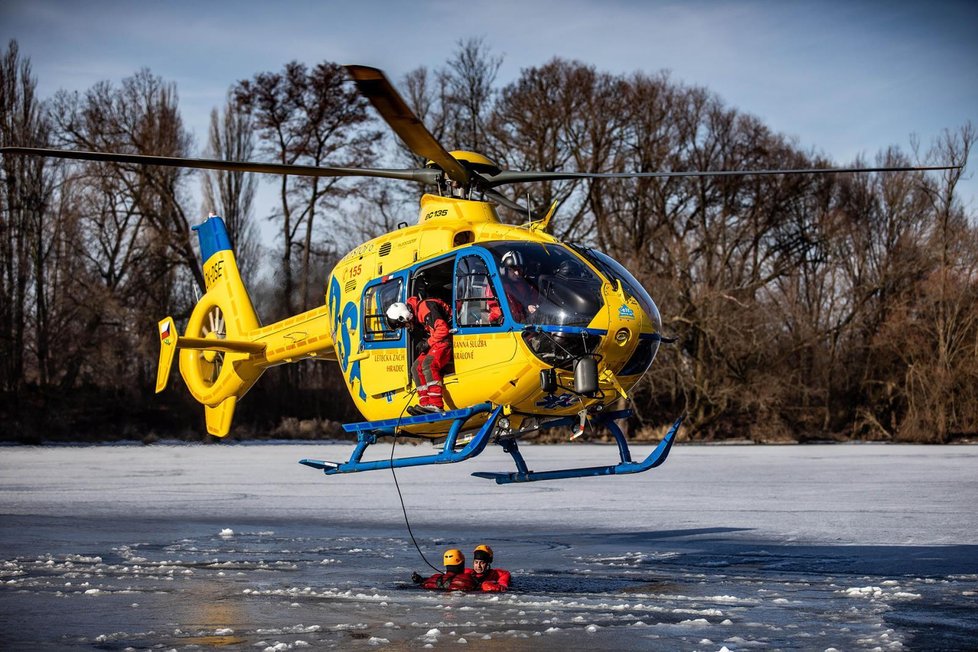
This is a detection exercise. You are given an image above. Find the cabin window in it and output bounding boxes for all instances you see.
[411,259,454,305]
[455,255,495,327]
[362,277,404,342]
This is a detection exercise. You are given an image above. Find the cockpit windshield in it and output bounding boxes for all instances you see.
[483,242,604,327]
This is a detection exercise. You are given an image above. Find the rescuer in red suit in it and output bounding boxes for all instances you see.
[465,544,511,592]
[386,296,453,413]
[411,549,477,591]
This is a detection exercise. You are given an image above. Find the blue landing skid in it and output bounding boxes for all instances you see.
[471,413,685,484]
[299,402,499,475]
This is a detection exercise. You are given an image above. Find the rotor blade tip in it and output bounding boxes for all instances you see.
[345,65,384,81]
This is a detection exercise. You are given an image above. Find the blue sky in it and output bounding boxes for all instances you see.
[2,0,976,210]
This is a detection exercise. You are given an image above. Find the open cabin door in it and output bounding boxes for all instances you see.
[407,257,457,378]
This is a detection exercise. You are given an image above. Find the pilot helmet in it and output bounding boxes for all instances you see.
[501,250,524,276]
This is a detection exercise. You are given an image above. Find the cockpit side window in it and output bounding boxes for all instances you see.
[455,255,495,327]
[484,242,604,326]
[363,277,404,342]
[576,247,661,329]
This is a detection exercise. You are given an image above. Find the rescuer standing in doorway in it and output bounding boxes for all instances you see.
[386,296,453,413]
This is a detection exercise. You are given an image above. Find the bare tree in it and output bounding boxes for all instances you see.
[234,61,379,315]
[49,68,201,292]
[359,39,504,236]
[827,151,935,439]
[41,68,200,400]
[488,58,602,227]
[0,40,53,391]
[402,66,448,159]
[892,125,977,441]
[440,37,502,154]
[630,87,822,438]
[202,93,258,284]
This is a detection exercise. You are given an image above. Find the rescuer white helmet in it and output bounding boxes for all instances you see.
[386,302,413,326]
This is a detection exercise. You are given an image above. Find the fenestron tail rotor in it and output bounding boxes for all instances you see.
[200,306,226,386]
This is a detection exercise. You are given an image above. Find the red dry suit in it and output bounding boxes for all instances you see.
[465,567,512,592]
[420,570,477,591]
[406,296,453,409]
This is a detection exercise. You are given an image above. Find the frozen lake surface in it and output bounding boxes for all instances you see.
[1,441,976,650]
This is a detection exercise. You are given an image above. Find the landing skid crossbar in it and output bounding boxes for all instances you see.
[299,402,500,475]
[471,413,684,484]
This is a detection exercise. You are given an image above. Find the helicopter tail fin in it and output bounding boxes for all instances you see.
[204,396,238,438]
[156,317,179,393]
[167,215,266,437]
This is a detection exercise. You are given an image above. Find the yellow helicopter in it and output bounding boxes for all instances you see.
[1,66,957,483]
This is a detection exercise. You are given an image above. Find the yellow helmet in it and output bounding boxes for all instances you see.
[443,548,464,567]
[473,544,493,563]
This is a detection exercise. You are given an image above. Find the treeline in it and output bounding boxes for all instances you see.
[1,38,975,443]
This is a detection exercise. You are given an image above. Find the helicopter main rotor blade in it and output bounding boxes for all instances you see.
[345,65,470,187]
[484,164,962,187]
[0,146,442,184]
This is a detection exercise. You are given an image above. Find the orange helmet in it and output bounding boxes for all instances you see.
[443,549,464,567]
[473,544,493,563]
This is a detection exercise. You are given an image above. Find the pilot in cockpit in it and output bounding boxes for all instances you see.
[487,250,539,324]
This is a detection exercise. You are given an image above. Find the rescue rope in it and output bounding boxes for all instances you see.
[390,392,440,574]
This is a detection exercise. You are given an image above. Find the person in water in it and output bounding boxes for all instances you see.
[465,544,511,592]
[412,548,476,591]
